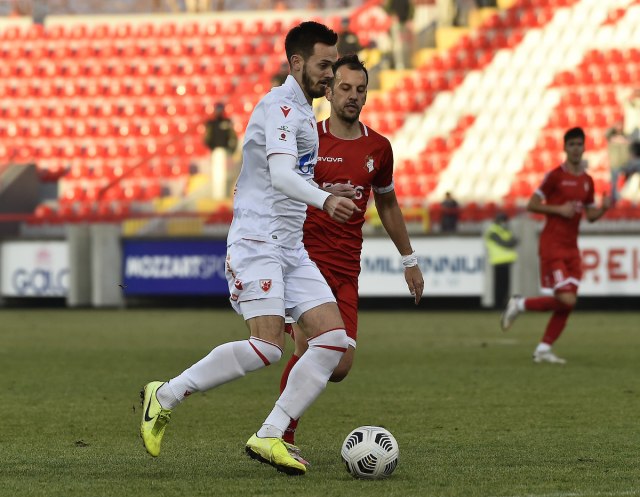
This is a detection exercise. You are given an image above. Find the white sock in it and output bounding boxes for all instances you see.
[157,337,282,410]
[535,342,551,354]
[259,329,348,436]
[516,297,526,312]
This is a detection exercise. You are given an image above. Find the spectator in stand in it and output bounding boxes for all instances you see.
[440,191,460,233]
[204,103,238,199]
[605,120,630,200]
[623,88,640,144]
[336,17,363,56]
[436,0,456,27]
[385,0,414,70]
[612,141,640,201]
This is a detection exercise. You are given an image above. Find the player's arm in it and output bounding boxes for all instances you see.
[374,189,424,304]
[527,192,575,219]
[268,153,359,223]
[585,195,611,222]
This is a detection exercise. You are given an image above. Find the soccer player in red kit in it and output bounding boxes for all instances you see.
[501,127,611,364]
[279,55,424,463]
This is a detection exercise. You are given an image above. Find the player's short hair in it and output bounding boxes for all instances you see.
[285,21,338,65]
[331,54,368,88]
[564,127,585,144]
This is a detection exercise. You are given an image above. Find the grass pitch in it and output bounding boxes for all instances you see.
[1,308,639,497]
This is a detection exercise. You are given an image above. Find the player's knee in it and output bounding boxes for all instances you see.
[557,293,577,308]
[248,337,283,365]
[329,346,354,382]
[330,363,351,382]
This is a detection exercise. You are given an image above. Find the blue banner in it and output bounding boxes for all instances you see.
[122,240,229,296]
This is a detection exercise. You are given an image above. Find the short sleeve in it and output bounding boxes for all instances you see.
[265,100,299,158]
[537,170,556,199]
[372,140,395,194]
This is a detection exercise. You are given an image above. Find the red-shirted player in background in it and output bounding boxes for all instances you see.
[279,55,424,462]
[501,127,612,364]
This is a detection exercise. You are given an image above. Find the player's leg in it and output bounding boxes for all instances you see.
[501,257,574,330]
[280,325,307,445]
[140,240,285,457]
[256,249,347,447]
[280,276,357,447]
[534,256,581,364]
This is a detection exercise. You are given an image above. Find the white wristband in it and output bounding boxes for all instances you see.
[401,252,418,268]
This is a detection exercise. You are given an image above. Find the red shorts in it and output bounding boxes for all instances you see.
[539,255,582,295]
[318,264,359,344]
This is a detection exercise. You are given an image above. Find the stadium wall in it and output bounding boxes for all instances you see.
[1,230,639,308]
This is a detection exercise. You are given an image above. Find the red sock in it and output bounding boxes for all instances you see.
[280,354,300,445]
[541,310,571,345]
[280,354,299,393]
[524,297,572,312]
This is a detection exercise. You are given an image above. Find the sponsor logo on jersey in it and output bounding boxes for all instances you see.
[317,156,343,162]
[260,279,272,292]
[280,106,291,117]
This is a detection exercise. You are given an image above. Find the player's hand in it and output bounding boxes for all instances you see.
[324,183,356,199]
[557,202,576,218]
[404,266,424,305]
[601,194,613,210]
[323,195,360,223]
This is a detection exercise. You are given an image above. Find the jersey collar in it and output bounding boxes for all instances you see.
[284,75,310,108]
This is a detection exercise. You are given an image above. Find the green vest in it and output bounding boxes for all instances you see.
[485,223,518,265]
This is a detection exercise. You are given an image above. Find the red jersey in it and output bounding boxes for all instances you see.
[303,119,394,278]
[537,164,595,259]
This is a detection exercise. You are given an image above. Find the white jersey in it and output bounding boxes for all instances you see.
[227,75,319,248]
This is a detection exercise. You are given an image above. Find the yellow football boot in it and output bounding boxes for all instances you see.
[245,434,307,475]
[139,381,172,457]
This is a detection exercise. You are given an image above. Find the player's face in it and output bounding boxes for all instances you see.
[564,138,585,165]
[301,43,338,99]
[326,66,367,124]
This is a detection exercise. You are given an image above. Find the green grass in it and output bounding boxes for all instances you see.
[1,309,639,497]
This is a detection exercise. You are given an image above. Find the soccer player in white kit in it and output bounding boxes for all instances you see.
[139,21,359,476]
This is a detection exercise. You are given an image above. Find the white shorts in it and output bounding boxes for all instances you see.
[225,239,335,321]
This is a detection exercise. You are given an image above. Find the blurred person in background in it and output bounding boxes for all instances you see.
[140,21,359,476]
[605,120,630,201]
[436,0,456,27]
[204,102,238,199]
[484,212,518,309]
[501,127,611,364]
[623,88,640,145]
[336,17,363,56]
[278,55,424,461]
[612,141,640,201]
[385,0,414,69]
[440,191,459,233]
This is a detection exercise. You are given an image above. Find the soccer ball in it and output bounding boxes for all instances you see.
[341,426,399,479]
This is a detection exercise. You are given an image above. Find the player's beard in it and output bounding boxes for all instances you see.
[335,102,361,124]
[302,65,327,99]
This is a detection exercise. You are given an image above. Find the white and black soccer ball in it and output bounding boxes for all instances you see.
[341,425,399,479]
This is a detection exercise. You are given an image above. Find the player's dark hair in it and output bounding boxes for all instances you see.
[564,127,585,144]
[285,21,338,65]
[331,54,368,87]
